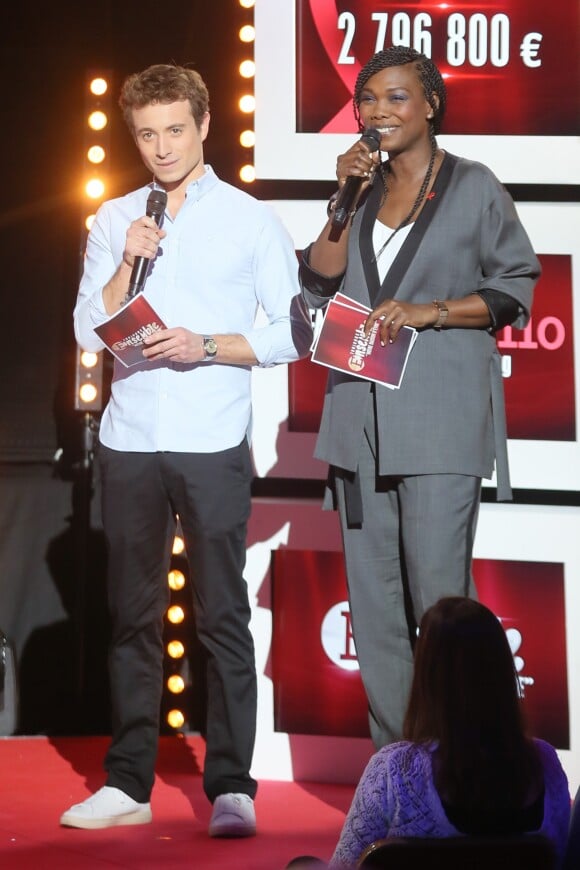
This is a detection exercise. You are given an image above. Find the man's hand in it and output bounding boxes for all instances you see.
[123,216,167,269]
[142,327,204,363]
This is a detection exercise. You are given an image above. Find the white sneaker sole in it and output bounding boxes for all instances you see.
[209,818,256,838]
[60,808,152,829]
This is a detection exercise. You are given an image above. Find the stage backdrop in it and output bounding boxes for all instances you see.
[255,0,580,183]
[246,0,580,797]
[245,500,580,794]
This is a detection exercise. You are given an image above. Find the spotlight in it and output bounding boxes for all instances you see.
[167,640,185,659]
[239,24,255,42]
[88,110,108,131]
[167,675,185,694]
[74,345,103,411]
[237,5,255,186]
[167,709,185,729]
[167,605,185,625]
[240,130,255,148]
[240,164,256,183]
[239,94,255,113]
[168,569,186,591]
[82,71,111,231]
[239,60,255,78]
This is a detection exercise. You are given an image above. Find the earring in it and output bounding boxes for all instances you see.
[427,113,433,119]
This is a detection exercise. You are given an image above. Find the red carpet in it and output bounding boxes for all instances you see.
[0,735,353,869]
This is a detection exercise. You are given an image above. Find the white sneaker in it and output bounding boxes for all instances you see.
[60,786,152,829]
[208,792,256,838]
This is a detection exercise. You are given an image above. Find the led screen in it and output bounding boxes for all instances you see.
[255,0,580,183]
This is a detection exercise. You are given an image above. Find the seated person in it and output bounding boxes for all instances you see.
[330,597,571,869]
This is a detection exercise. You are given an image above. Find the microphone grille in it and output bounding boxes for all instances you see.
[361,128,382,153]
[146,188,168,218]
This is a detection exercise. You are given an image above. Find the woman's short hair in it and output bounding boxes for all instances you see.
[119,63,209,132]
[353,45,447,134]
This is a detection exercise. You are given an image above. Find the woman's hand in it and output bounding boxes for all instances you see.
[365,299,437,345]
[336,138,381,195]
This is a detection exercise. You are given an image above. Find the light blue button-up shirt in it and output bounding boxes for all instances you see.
[74,166,311,453]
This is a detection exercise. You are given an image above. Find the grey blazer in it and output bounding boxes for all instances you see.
[300,154,540,501]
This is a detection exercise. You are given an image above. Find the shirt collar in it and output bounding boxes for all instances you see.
[148,164,219,203]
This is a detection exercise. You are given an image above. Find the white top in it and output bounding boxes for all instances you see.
[372,220,414,284]
[74,166,311,453]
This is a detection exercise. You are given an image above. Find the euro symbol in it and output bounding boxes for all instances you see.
[520,32,543,68]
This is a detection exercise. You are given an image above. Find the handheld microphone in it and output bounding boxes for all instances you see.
[331,128,382,229]
[126,188,168,300]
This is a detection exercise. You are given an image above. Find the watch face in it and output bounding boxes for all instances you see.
[204,337,217,357]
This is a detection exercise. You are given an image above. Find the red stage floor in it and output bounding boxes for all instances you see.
[0,735,352,869]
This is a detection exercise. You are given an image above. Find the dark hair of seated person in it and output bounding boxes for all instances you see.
[403,597,545,835]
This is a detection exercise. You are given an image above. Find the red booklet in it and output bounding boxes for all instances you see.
[311,293,417,389]
[94,294,167,368]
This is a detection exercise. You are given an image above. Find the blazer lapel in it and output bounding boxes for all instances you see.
[365,152,457,307]
[359,175,384,304]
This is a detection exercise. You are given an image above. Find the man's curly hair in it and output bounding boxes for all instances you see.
[119,63,209,132]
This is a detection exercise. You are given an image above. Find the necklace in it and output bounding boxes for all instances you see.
[372,143,437,263]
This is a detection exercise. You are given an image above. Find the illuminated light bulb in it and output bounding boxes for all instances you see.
[172,535,185,555]
[85,214,96,231]
[80,351,99,368]
[167,605,185,624]
[167,675,185,694]
[239,0,255,8]
[79,383,98,404]
[87,145,106,164]
[239,60,255,78]
[86,178,105,199]
[88,110,108,131]
[239,24,255,43]
[167,709,185,729]
[168,569,186,591]
[239,95,255,113]
[239,164,256,184]
[167,640,185,659]
[240,130,255,148]
[90,77,108,96]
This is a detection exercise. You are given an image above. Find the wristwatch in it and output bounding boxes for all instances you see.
[432,299,449,330]
[202,335,218,361]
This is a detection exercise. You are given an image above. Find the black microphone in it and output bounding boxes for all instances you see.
[126,188,168,300]
[331,128,382,229]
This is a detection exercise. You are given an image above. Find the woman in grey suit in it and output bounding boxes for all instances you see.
[299,46,540,750]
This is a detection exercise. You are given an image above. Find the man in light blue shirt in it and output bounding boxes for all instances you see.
[62,63,311,838]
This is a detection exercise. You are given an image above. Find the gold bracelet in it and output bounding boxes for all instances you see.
[432,299,449,329]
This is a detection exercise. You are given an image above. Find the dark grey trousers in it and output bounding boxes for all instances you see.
[99,442,257,804]
[335,417,481,749]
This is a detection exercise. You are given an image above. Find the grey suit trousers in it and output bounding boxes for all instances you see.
[335,400,481,749]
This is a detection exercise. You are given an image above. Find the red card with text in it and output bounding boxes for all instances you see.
[311,295,417,388]
[94,294,167,368]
